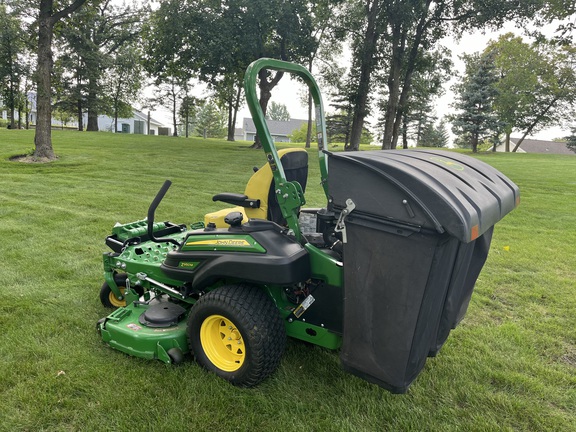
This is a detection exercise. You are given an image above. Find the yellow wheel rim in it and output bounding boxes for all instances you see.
[200,314,245,372]
[108,287,126,308]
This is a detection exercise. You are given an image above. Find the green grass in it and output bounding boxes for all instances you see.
[1,129,575,431]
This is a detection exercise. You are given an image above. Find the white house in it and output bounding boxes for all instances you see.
[2,93,170,134]
[91,110,170,135]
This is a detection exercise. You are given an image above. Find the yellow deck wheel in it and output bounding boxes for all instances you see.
[99,275,128,309]
[107,287,126,308]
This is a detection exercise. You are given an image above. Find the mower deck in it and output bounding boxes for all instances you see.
[99,296,190,364]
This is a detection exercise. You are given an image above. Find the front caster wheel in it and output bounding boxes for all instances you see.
[187,284,286,387]
[99,274,128,308]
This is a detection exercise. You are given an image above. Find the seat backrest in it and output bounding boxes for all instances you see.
[244,148,308,225]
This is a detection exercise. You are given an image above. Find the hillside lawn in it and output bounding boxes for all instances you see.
[0,129,575,431]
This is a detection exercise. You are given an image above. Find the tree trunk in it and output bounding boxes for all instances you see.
[34,2,56,160]
[381,26,404,149]
[505,131,510,152]
[224,80,234,141]
[401,113,408,149]
[472,134,479,153]
[251,70,284,149]
[348,0,380,151]
[231,84,241,141]
[87,90,99,131]
[9,106,15,129]
[226,97,234,141]
[25,98,30,129]
[76,98,83,131]
[305,90,313,148]
[172,92,178,137]
[383,2,432,149]
[34,0,87,159]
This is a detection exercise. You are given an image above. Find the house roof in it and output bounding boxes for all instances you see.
[510,138,574,155]
[243,118,307,137]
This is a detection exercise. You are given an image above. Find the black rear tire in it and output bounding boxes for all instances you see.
[187,284,286,387]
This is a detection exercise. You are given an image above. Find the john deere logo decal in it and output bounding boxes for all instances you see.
[185,239,251,247]
[430,157,464,171]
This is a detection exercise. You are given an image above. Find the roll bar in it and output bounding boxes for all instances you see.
[243,59,330,241]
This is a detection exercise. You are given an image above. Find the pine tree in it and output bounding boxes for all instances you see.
[450,52,502,153]
[566,127,576,154]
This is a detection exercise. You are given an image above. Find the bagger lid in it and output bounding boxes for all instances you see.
[328,150,520,243]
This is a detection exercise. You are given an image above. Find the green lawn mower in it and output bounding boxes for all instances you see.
[96,59,520,393]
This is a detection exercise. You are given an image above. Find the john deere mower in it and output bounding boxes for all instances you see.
[96,59,519,393]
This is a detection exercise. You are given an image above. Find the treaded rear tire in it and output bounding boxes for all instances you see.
[187,284,286,387]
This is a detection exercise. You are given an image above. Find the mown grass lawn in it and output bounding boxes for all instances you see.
[0,129,575,431]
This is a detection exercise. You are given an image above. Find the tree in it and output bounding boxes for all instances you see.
[486,34,576,152]
[266,102,291,121]
[56,1,144,132]
[34,0,88,160]
[419,119,449,147]
[288,121,315,143]
[153,75,190,137]
[508,44,576,152]
[179,95,199,138]
[195,100,227,139]
[212,74,244,141]
[377,46,452,149]
[298,0,344,148]
[326,111,352,145]
[450,52,502,153]
[566,127,576,153]
[0,4,27,129]
[144,0,320,148]
[103,44,144,133]
[342,0,552,151]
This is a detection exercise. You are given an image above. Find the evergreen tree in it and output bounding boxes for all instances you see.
[566,127,576,154]
[195,100,227,139]
[450,52,502,153]
[419,119,449,148]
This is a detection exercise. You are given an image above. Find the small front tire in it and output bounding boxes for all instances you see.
[99,274,128,308]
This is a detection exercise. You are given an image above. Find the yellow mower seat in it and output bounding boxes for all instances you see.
[204,148,308,228]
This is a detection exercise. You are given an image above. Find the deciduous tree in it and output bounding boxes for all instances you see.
[144,0,319,148]
[0,4,27,129]
[343,0,551,151]
[486,34,576,152]
[266,102,291,122]
[57,0,144,132]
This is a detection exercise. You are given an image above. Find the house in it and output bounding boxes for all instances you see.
[2,93,170,135]
[494,138,574,155]
[91,110,169,135]
[235,118,307,142]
